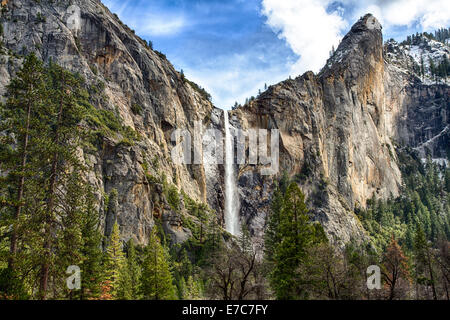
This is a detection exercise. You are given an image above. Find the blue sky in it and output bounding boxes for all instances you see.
[101,0,449,109]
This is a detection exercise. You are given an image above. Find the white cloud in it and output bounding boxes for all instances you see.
[261,0,348,75]
[138,14,186,36]
[184,53,291,109]
[261,0,450,76]
[102,0,131,17]
[351,0,450,30]
[102,0,187,36]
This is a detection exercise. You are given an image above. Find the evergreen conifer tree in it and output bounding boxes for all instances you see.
[104,221,126,299]
[141,228,176,300]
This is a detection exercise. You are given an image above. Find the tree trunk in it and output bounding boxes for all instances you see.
[8,94,33,271]
[426,251,438,300]
[39,72,65,300]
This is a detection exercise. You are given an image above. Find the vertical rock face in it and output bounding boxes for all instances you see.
[384,40,450,160]
[320,14,401,209]
[232,15,449,247]
[0,0,214,244]
[233,15,401,247]
[232,14,447,248]
[389,82,449,159]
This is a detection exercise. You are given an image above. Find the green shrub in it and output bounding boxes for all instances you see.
[89,64,98,75]
[152,156,160,170]
[145,172,161,184]
[36,12,46,23]
[167,186,180,211]
[118,137,134,147]
[155,50,166,60]
[84,105,140,145]
[183,78,212,102]
[131,103,143,115]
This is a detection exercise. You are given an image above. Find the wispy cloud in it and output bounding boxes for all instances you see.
[261,0,348,75]
[102,0,295,108]
[101,0,131,17]
[184,52,292,108]
[350,0,450,30]
[136,14,187,36]
[261,0,450,76]
[102,0,188,36]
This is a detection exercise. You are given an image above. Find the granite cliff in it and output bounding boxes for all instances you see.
[0,0,216,245]
[230,14,449,247]
[0,1,448,249]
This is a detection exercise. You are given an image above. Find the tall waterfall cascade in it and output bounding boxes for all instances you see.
[224,110,240,236]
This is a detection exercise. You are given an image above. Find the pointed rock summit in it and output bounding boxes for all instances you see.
[322,13,383,78]
[235,14,404,247]
[352,13,382,31]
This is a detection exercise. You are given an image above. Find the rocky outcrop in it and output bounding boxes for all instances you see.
[0,0,215,245]
[232,15,396,246]
[230,15,449,248]
[231,15,412,247]
[384,40,449,159]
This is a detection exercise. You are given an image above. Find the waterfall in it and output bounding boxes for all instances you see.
[224,110,240,236]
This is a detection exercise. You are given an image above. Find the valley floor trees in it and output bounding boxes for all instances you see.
[263,159,449,300]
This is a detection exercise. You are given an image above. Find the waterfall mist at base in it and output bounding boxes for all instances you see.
[223,110,240,236]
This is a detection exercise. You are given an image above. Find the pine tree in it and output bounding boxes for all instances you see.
[420,55,425,78]
[239,223,253,255]
[118,262,132,300]
[185,275,202,300]
[179,248,193,280]
[54,171,88,299]
[265,172,291,265]
[78,195,103,300]
[178,276,187,299]
[141,228,176,300]
[0,56,99,299]
[104,221,126,299]
[429,57,436,82]
[37,61,90,299]
[0,54,46,299]
[414,225,438,300]
[264,183,284,264]
[0,54,46,273]
[269,182,327,299]
[445,169,450,192]
[118,239,141,300]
